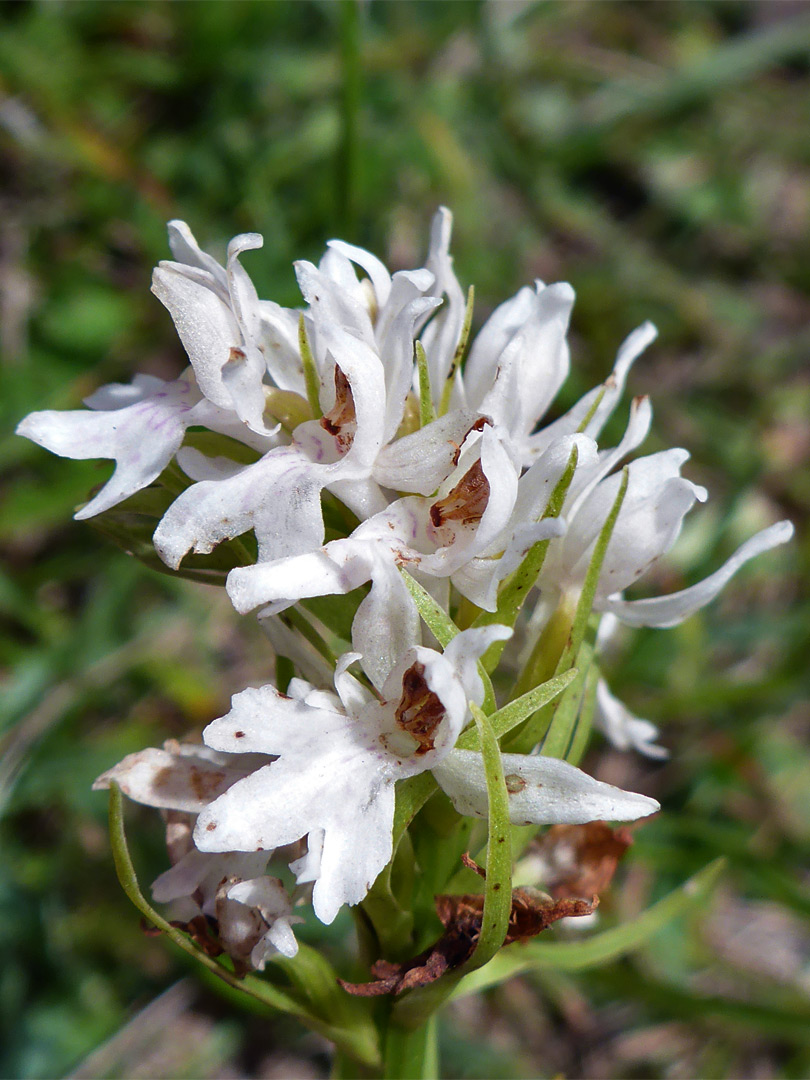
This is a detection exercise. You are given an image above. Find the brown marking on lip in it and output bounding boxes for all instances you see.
[206,822,217,831]
[233,731,245,739]
[430,458,490,529]
[320,365,356,450]
[395,662,446,755]
[226,346,247,364]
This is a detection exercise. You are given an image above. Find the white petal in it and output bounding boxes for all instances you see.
[167,220,228,290]
[290,829,324,884]
[595,679,669,760]
[602,520,795,628]
[195,749,396,925]
[433,748,660,825]
[476,282,574,439]
[565,395,653,523]
[379,294,442,442]
[462,285,537,410]
[203,683,342,758]
[327,239,392,308]
[528,321,657,458]
[564,448,705,597]
[420,206,467,394]
[153,446,326,569]
[372,409,478,495]
[92,746,251,813]
[226,537,376,615]
[17,376,198,519]
[265,917,300,960]
[259,614,335,687]
[442,624,512,705]
[334,652,375,714]
[352,555,421,692]
[151,264,240,411]
[295,259,375,351]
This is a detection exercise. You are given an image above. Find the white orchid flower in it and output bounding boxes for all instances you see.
[92,740,300,969]
[593,678,669,761]
[457,278,574,464]
[195,624,658,925]
[535,394,794,630]
[225,425,586,642]
[153,222,301,430]
[15,371,278,521]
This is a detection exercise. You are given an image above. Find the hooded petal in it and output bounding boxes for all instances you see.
[564,448,706,599]
[372,409,478,495]
[476,282,574,442]
[420,206,467,396]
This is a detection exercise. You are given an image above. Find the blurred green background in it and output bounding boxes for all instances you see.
[2,1,809,1077]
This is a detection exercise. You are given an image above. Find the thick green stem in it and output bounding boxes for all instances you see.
[383,1014,438,1079]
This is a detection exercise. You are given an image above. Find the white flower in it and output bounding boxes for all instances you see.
[593,678,669,761]
[93,740,300,969]
[224,426,586,649]
[149,221,482,568]
[459,279,575,463]
[536,394,794,630]
[195,622,658,925]
[15,371,277,521]
[195,627,508,924]
[152,222,298,431]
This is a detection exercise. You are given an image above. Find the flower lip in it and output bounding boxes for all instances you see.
[429,458,490,531]
[319,365,357,449]
[394,661,447,756]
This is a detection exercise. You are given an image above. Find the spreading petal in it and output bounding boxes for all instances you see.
[602,520,795,628]
[433,749,660,825]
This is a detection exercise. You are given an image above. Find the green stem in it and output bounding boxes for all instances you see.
[383,1014,438,1079]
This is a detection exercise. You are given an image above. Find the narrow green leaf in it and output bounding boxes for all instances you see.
[473,444,579,674]
[275,655,294,695]
[558,467,628,678]
[463,703,513,970]
[415,341,436,428]
[108,783,381,1067]
[452,858,726,998]
[399,568,496,714]
[438,284,474,417]
[299,313,322,419]
[541,469,628,758]
[565,654,600,766]
[457,668,578,750]
[399,568,457,647]
[108,782,314,1016]
[391,705,513,1029]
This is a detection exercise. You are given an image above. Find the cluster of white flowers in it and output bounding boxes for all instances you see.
[18,209,792,969]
